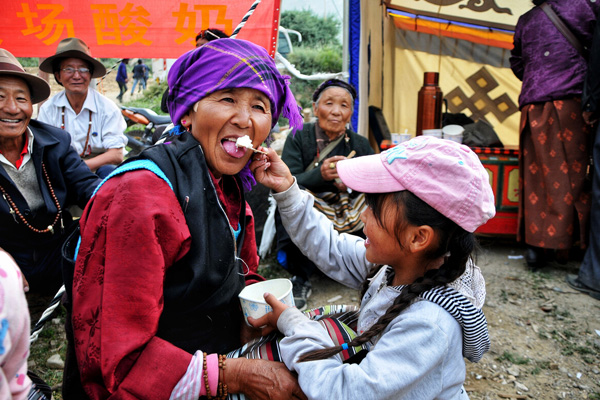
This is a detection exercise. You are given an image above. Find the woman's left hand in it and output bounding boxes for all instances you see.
[248,292,291,335]
[240,319,263,344]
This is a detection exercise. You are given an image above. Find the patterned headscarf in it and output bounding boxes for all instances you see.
[167,38,303,133]
[312,78,357,103]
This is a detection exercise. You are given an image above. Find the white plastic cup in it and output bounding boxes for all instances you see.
[399,133,412,143]
[442,125,465,144]
[239,278,295,326]
[422,129,443,138]
[391,133,400,144]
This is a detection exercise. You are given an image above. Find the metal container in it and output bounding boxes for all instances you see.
[416,72,443,136]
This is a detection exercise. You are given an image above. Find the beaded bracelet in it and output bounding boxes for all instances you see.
[217,354,228,400]
[203,352,212,399]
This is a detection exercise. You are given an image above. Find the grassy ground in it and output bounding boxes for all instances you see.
[29,305,67,398]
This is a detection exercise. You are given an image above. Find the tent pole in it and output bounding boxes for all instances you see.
[342,0,350,78]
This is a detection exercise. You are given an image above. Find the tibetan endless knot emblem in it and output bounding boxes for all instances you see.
[445,67,518,123]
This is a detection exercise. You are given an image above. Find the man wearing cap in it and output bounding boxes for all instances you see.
[37,37,127,178]
[0,48,100,294]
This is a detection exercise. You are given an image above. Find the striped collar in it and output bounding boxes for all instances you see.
[381,266,490,362]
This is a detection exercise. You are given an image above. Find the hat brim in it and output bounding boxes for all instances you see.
[0,71,51,104]
[39,50,106,78]
[336,154,407,194]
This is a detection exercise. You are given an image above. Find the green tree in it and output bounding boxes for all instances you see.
[287,46,343,108]
[281,10,340,47]
[279,10,343,109]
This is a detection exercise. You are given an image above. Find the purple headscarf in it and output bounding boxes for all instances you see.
[167,38,303,132]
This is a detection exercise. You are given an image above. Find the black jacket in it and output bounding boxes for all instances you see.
[140,132,247,354]
[0,120,100,279]
[583,8,600,114]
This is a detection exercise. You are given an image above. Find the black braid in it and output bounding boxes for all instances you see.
[298,191,477,362]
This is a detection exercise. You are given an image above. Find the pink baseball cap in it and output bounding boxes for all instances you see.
[336,136,496,232]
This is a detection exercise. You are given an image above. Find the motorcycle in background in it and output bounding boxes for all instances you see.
[121,106,171,157]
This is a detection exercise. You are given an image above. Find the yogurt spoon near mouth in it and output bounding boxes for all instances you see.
[225,136,268,154]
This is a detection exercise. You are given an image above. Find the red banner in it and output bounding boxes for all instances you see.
[0,0,280,58]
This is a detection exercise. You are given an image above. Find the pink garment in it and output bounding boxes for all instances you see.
[0,250,32,399]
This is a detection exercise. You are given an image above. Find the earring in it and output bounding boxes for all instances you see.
[181,119,187,125]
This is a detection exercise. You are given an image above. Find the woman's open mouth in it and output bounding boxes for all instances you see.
[221,138,247,158]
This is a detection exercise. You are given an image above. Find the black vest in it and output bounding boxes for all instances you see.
[138,132,246,354]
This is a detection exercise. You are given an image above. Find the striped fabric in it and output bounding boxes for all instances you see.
[226,305,366,400]
[27,383,49,400]
[419,286,490,362]
[225,290,488,400]
[308,190,366,233]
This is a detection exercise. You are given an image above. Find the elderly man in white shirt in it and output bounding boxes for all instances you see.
[37,38,127,178]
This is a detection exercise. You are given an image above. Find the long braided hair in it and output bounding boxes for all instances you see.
[298,190,477,362]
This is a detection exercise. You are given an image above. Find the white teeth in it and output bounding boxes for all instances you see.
[0,119,19,123]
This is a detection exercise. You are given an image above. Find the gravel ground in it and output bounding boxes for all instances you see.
[292,238,600,399]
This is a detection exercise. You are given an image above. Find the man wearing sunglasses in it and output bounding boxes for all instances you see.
[37,38,127,178]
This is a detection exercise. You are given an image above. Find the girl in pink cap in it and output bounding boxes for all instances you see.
[250,135,496,399]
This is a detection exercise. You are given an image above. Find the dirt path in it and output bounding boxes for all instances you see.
[304,239,600,399]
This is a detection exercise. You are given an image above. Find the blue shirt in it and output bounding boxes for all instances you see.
[116,62,128,84]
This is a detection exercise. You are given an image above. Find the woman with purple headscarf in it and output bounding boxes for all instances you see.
[66,39,306,400]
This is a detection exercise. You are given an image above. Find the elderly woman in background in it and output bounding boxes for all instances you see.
[37,37,127,178]
[510,0,599,270]
[276,79,374,310]
[0,49,100,294]
[66,39,306,399]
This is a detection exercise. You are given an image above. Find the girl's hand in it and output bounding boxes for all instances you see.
[248,292,291,335]
[250,147,294,193]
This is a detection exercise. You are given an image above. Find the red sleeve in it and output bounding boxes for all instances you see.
[72,171,193,399]
[241,202,265,285]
